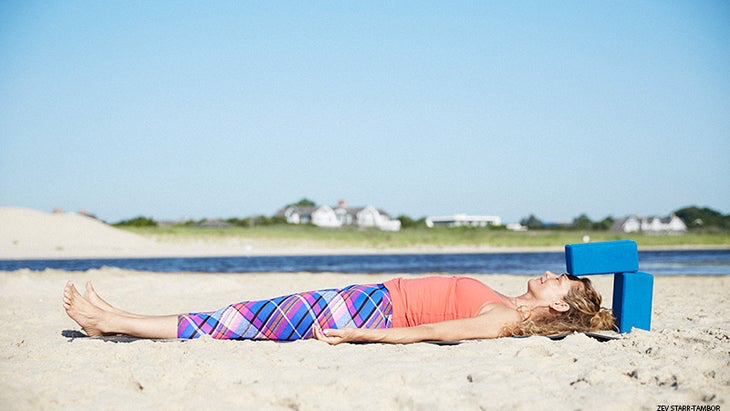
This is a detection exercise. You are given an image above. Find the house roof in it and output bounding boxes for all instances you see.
[334,206,391,218]
[274,206,320,217]
[610,214,686,232]
[275,204,393,219]
[609,216,639,232]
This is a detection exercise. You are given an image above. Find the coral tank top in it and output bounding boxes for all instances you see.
[383,276,510,327]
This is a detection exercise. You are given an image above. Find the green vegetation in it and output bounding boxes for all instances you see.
[225,215,287,227]
[520,206,729,232]
[396,215,426,229]
[571,214,614,231]
[674,206,730,231]
[284,198,316,208]
[520,214,544,229]
[120,224,730,248]
[113,203,729,249]
[113,216,158,227]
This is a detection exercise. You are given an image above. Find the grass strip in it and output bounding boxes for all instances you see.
[121,225,730,248]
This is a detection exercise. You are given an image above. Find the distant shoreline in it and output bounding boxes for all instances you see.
[2,207,727,260]
[2,242,729,261]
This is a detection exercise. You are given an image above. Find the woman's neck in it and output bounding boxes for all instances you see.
[511,293,537,309]
[508,293,554,320]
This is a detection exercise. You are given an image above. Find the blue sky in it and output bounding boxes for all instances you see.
[1,1,728,223]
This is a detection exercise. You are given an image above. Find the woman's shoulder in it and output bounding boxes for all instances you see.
[477,301,519,319]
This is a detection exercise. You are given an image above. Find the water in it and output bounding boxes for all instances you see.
[0,249,728,275]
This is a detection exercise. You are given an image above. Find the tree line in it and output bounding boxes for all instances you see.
[112,200,729,232]
[519,206,730,232]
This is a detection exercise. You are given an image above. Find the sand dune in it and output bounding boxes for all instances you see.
[3,207,725,261]
[0,208,161,259]
[0,207,563,259]
[0,207,291,259]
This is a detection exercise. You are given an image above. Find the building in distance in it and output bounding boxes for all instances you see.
[276,200,401,231]
[425,213,502,228]
[610,214,687,234]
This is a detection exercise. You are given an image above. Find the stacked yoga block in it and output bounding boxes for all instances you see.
[564,240,653,333]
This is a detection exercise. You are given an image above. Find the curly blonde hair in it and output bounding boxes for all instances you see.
[506,274,616,337]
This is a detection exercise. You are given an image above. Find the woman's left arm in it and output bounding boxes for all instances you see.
[313,304,521,345]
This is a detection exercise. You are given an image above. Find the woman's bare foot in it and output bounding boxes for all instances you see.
[64,281,179,339]
[64,281,110,337]
[84,282,115,310]
[83,282,133,315]
[84,282,148,319]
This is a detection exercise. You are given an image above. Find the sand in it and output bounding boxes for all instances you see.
[0,269,728,410]
[0,207,569,259]
[3,208,725,261]
[1,207,728,409]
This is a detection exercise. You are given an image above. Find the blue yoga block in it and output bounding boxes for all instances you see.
[612,272,654,332]
[565,240,639,275]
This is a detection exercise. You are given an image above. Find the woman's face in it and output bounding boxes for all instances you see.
[527,271,580,305]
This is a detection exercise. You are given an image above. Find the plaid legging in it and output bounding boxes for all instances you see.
[177,283,393,340]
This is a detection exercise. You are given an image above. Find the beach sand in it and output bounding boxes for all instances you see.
[0,269,728,410]
[3,208,726,261]
[0,207,569,259]
[1,207,728,409]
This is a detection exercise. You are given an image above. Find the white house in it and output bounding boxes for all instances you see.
[334,205,355,226]
[334,201,400,231]
[506,223,527,231]
[277,200,400,231]
[280,206,316,224]
[425,214,502,228]
[663,215,690,232]
[354,206,401,231]
[311,205,341,228]
[611,214,687,234]
[279,205,341,228]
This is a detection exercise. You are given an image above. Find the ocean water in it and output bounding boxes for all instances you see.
[1,249,728,275]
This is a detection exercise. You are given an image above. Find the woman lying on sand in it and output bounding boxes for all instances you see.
[63,272,615,344]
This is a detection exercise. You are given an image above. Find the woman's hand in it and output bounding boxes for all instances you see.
[312,326,357,345]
